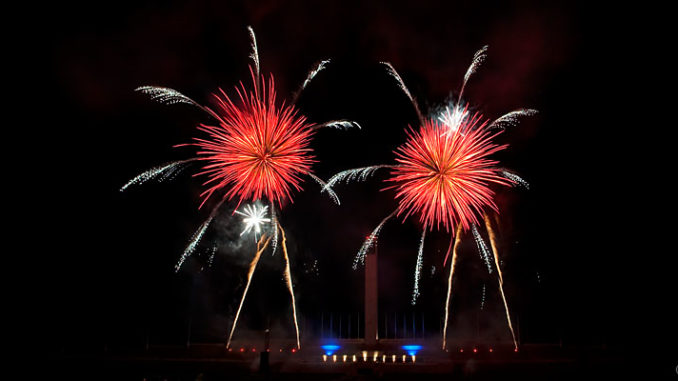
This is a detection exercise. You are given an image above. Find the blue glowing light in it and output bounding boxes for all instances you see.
[321,344,340,356]
[402,344,422,356]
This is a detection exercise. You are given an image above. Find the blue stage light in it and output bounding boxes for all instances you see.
[321,344,340,356]
[401,344,422,356]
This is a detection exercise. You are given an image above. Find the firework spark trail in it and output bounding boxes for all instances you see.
[300,60,330,92]
[134,87,222,121]
[247,26,260,85]
[313,120,362,131]
[120,159,195,192]
[278,224,301,349]
[270,202,279,256]
[484,214,518,350]
[497,268,517,349]
[353,210,398,270]
[130,27,362,348]
[499,169,530,190]
[135,86,200,107]
[307,173,341,205]
[484,213,503,283]
[207,245,217,268]
[487,109,538,130]
[471,224,493,274]
[458,45,488,102]
[226,234,271,349]
[442,224,463,350]
[480,283,487,310]
[323,165,394,191]
[176,197,226,272]
[411,229,426,305]
[380,62,425,124]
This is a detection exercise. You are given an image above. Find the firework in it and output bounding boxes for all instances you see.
[352,210,397,270]
[227,234,271,349]
[472,224,494,274]
[192,74,316,210]
[120,159,195,192]
[442,224,462,350]
[484,213,518,350]
[326,46,535,349]
[411,230,426,305]
[386,114,512,232]
[235,203,271,239]
[124,26,358,348]
[279,223,301,349]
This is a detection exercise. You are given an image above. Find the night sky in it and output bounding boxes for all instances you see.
[39,0,668,360]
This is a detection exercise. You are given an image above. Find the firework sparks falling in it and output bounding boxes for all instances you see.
[175,198,226,272]
[500,169,530,190]
[353,210,397,269]
[207,245,217,268]
[120,159,195,192]
[135,86,201,107]
[411,230,426,305]
[235,203,271,239]
[314,120,362,131]
[326,46,535,330]
[487,109,538,130]
[471,224,494,274]
[484,213,503,282]
[381,61,424,124]
[269,202,279,255]
[125,26,360,345]
[299,59,330,93]
[307,173,340,205]
[459,45,488,101]
[324,165,394,191]
[480,283,487,310]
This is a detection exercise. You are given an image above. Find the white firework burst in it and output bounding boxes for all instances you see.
[235,203,271,240]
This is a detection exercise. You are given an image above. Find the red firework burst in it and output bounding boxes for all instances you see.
[386,110,513,232]
[192,70,316,209]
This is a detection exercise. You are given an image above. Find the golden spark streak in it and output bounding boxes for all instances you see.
[226,234,271,348]
[442,224,463,350]
[484,213,518,350]
[278,223,301,349]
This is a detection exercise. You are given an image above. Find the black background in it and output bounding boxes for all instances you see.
[36,0,670,364]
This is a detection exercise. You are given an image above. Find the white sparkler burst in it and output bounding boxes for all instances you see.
[438,105,470,133]
[235,204,271,239]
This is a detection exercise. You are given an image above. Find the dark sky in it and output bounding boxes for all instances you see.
[39,0,664,354]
